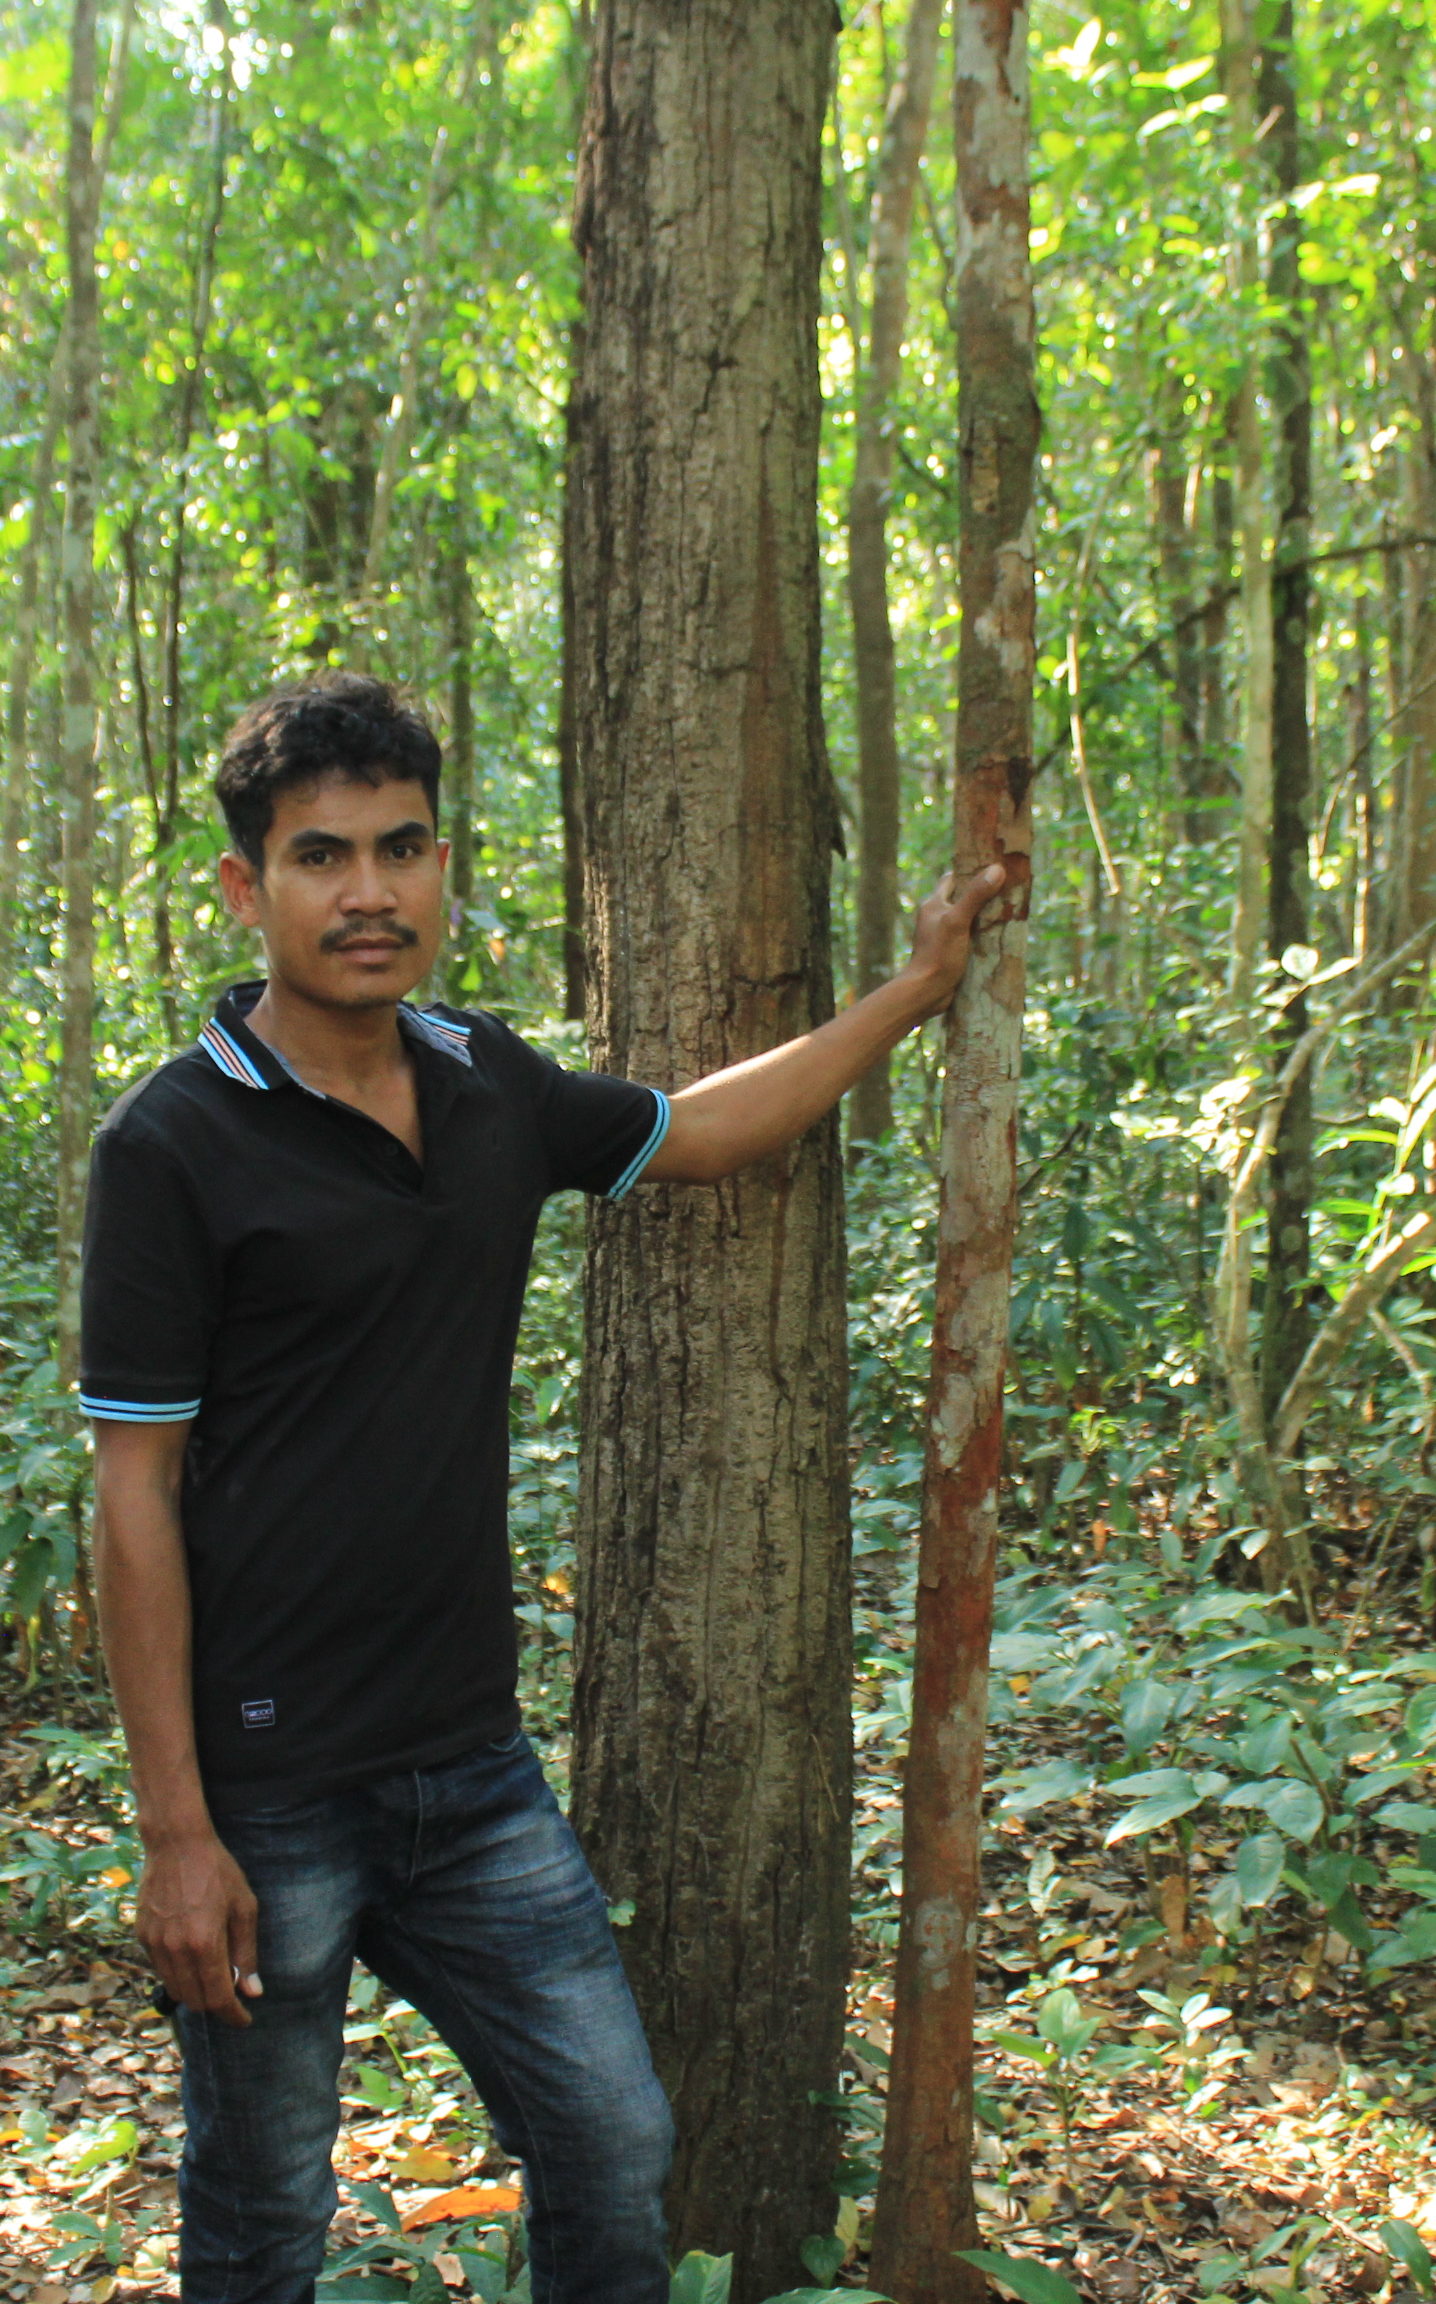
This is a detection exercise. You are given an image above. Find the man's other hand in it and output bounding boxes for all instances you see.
[138,1831,263,2028]
[899,863,1008,1021]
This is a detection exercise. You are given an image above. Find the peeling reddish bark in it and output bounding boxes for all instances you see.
[868,1,1037,2295]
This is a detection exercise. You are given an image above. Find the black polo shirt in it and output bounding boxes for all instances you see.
[79,983,669,1802]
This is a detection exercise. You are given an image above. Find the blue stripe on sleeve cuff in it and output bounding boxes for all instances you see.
[606,1090,671,1202]
[80,1394,202,1422]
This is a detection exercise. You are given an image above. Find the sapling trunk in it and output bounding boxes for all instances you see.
[868,2,1037,2293]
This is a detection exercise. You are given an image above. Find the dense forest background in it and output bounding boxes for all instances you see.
[4,1,1436,2300]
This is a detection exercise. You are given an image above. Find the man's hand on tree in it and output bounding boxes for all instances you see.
[138,1831,263,2028]
[898,862,1008,1021]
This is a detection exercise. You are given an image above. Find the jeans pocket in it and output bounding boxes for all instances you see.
[482,1727,529,1757]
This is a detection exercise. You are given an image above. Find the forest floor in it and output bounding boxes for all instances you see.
[1,1653,1434,2304]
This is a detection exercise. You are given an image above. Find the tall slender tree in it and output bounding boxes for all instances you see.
[1225,0,1274,1006]
[868,0,1037,2294]
[56,0,102,1389]
[567,5,848,2294]
[1258,0,1315,1445]
[846,0,947,1148]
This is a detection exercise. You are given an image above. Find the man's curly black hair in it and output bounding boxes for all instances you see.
[214,671,442,870]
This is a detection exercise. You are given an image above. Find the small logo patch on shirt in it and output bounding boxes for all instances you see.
[241,1698,276,1729]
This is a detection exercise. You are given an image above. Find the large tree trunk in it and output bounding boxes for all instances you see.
[567,8,849,2299]
[1258,0,1315,1453]
[56,0,102,1390]
[868,1,1037,2295]
[846,0,946,1149]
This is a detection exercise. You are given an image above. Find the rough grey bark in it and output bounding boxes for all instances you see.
[846,0,946,1147]
[56,0,101,1391]
[567,7,849,2296]
[868,0,1037,2294]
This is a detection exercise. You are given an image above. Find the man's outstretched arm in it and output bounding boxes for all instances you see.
[92,1420,261,2028]
[644,863,1006,1186]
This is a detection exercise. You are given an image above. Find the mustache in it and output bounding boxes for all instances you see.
[320,922,420,954]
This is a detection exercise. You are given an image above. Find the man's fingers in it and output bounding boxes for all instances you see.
[162,1936,251,2026]
[196,1938,252,2026]
[949,862,1006,925]
[229,1897,264,2000]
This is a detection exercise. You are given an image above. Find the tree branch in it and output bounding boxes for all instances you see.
[1275,1206,1436,1458]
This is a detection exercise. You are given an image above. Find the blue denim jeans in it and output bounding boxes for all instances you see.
[177,1734,673,2304]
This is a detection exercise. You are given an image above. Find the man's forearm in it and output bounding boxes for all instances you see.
[93,1445,211,1845]
[646,863,1007,1185]
[649,968,934,1185]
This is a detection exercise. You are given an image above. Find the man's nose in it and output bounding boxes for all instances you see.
[338,857,399,912]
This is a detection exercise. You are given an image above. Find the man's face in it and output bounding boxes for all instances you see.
[219,772,449,1010]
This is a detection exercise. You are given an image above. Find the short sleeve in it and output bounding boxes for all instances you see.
[79,1120,221,1422]
[482,1018,670,1200]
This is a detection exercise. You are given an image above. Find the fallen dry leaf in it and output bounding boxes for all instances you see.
[399,2182,522,2230]
[388,2144,459,2183]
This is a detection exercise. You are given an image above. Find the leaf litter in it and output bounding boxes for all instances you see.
[3,1543,1436,2302]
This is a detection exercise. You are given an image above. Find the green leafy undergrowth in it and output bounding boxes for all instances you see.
[985,1544,1436,1981]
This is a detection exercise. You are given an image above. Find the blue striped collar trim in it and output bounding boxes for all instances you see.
[197,997,474,1087]
[403,1007,473,1067]
[199,1018,270,1089]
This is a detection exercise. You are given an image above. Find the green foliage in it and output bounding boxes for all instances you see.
[1381,2219,1436,2300]
[989,1551,1436,1971]
[319,2180,525,2303]
[669,2257,731,2304]
[953,2253,1082,2304]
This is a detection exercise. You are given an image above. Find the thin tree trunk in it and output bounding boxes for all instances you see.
[868,1,1037,2294]
[56,0,102,1392]
[1200,404,1235,805]
[847,0,946,1149]
[559,327,587,1023]
[361,129,448,601]
[568,7,848,2294]
[1225,0,1272,1007]
[559,7,592,1025]
[155,18,232,1044]
[1349,606,1374,960]
[1393,423,1436,955]
[2,0,134,953]
[0,342,66,946]
[1153,386,1204,840]
[1258,0,1315,1464]
[444,479,476,1004]
[120,521,175,996]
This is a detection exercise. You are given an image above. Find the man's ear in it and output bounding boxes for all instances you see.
[218,849,262,928]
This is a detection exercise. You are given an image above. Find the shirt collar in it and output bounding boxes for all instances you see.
[199,983,472,1091]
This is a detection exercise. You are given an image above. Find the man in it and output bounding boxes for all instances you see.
[83,671,1004,2304]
